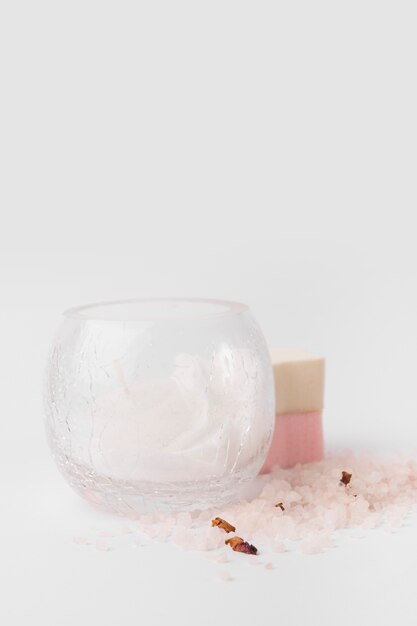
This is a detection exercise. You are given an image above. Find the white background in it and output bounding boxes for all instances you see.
[1,1,417,624]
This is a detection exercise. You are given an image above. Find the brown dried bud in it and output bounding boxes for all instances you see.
[225,536,258,555]
[275,502,285,511]
[211,517,236,533]
[234,541,258,555]
[340,471,352,486]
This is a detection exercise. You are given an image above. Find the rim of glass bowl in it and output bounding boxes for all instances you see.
[63,298,249,322]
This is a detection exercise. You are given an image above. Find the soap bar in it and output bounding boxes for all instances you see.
[261,410,324,472]
[270,348,325,415]
[260,348,325,473]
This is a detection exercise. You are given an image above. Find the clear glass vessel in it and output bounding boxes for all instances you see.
[44,298,274,515]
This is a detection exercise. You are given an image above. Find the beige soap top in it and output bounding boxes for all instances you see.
[270,348,325,415]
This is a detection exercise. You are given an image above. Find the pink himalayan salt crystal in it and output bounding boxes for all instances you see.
[173,527,223,552]
[154,523,172,542]
[190,536,212,552]
[272,541,287,553]
[140,525,163,540]
[300,534,333,555]
[361,517,377,529]
[120,525,136,534]
[95,539,111,552]
[125,452,417,556]
[73,536,90,545]
[176,512,193,528]
[264,562,274,570]
[195,528,224,551]
[195,509,213,523]
[172,529,194,548]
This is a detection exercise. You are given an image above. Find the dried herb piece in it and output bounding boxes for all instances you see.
[275,502,285,511]
[340,471,352,486]
[225,536,245,550]
[234,541,258,555]
[211,517,236,533]
[225,536,258,555]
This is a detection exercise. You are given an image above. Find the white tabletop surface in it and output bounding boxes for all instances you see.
[2,1,417,623]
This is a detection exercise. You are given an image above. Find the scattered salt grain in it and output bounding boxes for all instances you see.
[73,536,90,545]
[173,529,194,549]
[95,539,111,552]
[300,534,333,555]
[272,542,287,553]
[217,570,234,582]
[176,512,193,528]
[120,525,135,534]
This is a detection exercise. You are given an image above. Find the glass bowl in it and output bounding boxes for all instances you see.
[44,298,274,514]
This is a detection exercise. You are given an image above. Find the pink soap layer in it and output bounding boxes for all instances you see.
[261,410,324,473]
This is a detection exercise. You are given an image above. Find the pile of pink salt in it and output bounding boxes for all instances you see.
[132,451,417,555]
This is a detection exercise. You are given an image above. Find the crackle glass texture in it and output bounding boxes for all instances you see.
[44,299,275,514]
